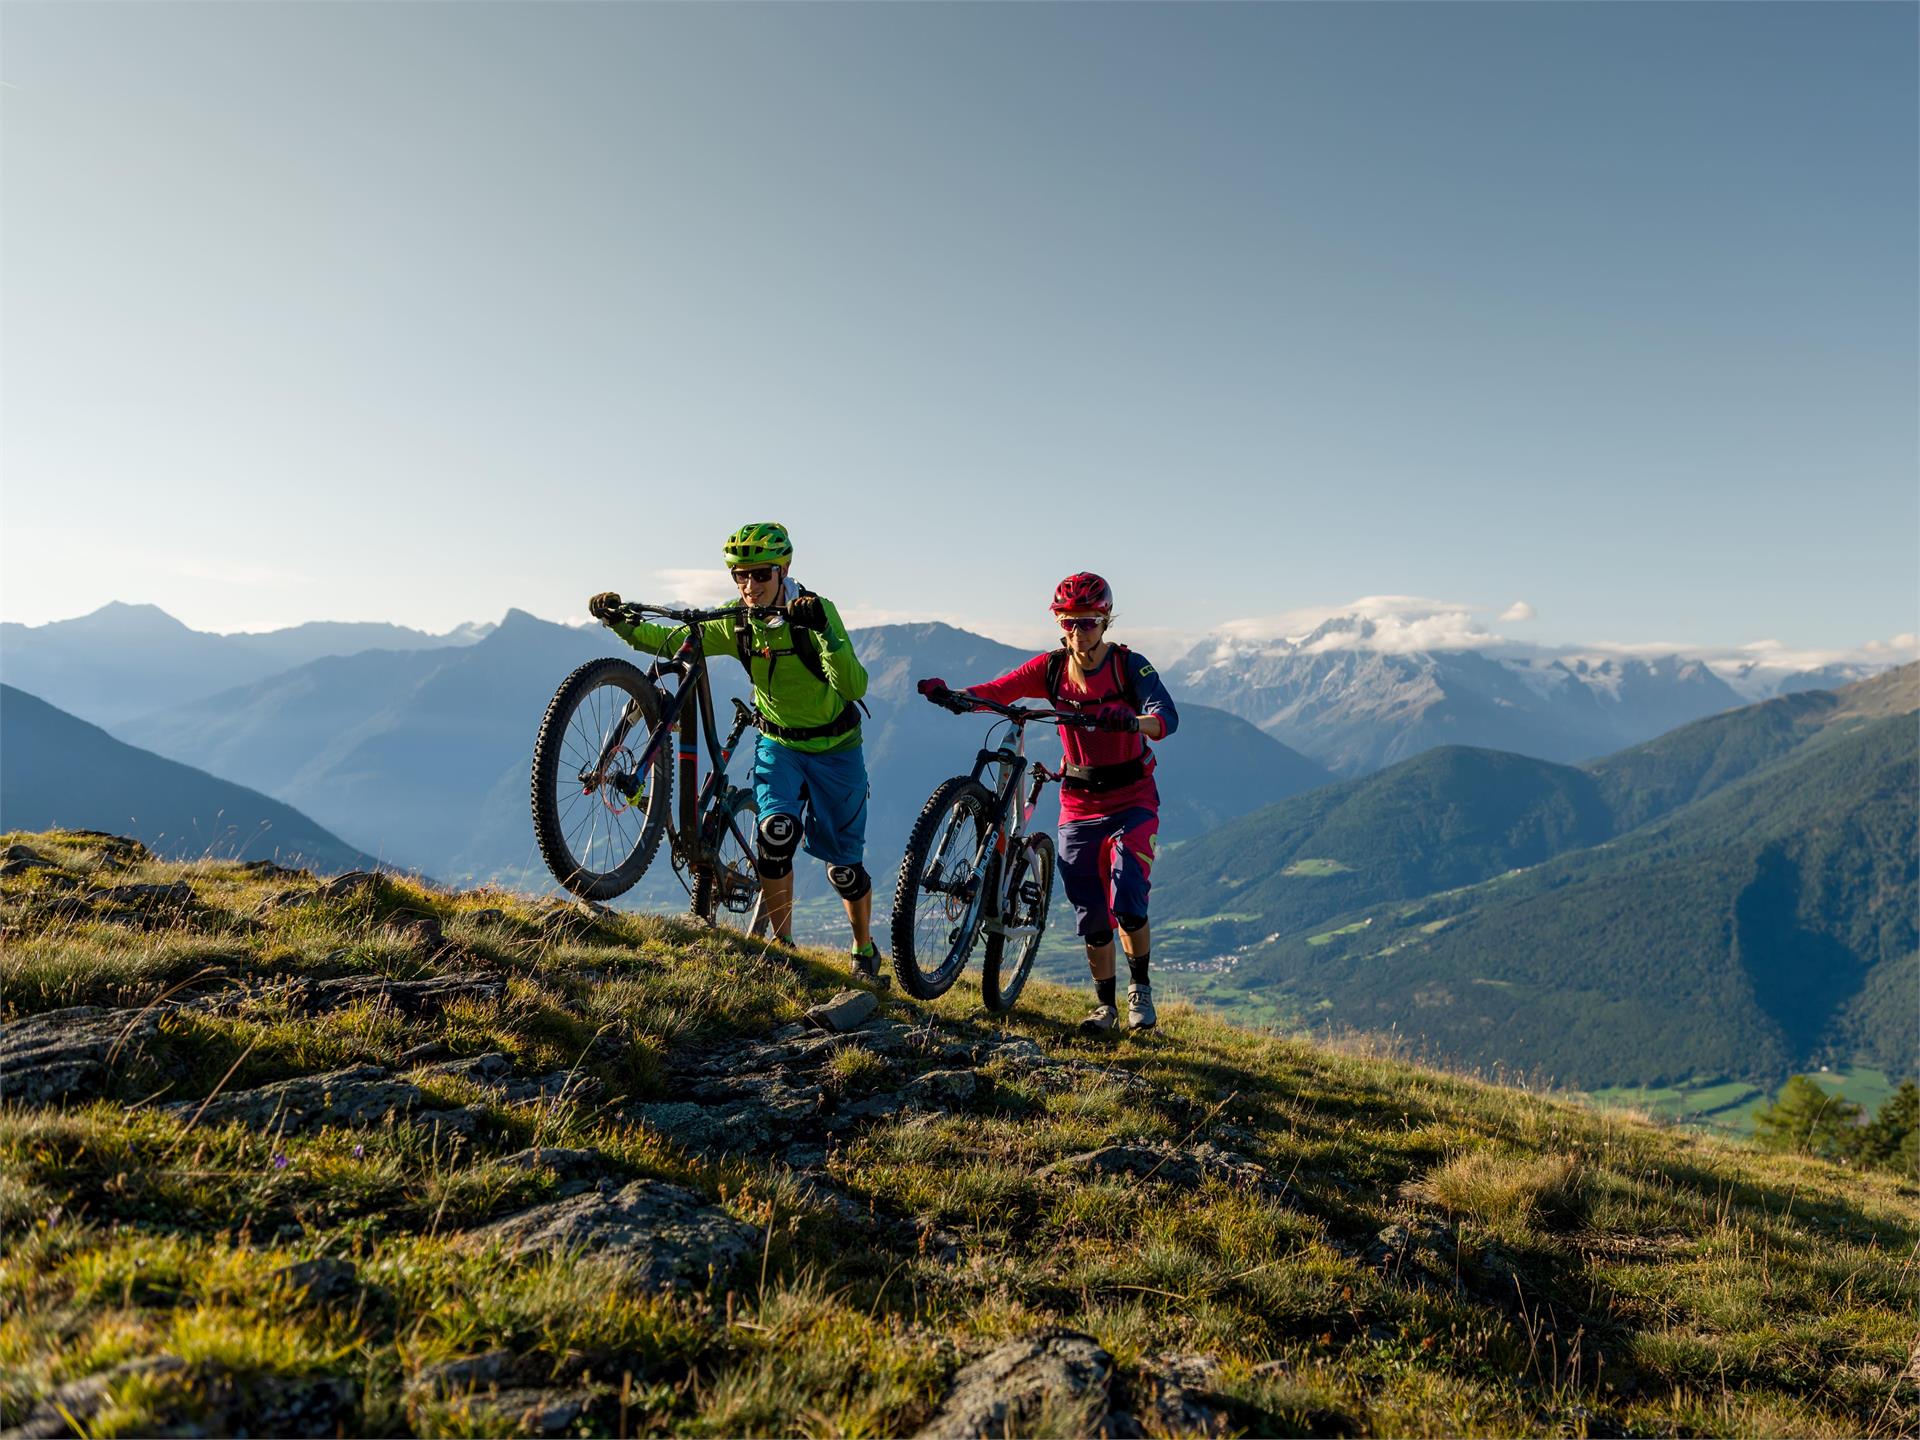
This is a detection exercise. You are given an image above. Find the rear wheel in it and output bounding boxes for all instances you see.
[890,776,998,1000]
[691,786,764,934]
[982,833,1054,1013]
[531,658,671,900]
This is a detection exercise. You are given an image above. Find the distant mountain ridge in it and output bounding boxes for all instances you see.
[1167,625,1754,774]
[0,602,490,726]
[0,685,382,874]
[114,614,1329,892]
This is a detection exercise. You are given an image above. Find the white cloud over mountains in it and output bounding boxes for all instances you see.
[1199,596,1918,681]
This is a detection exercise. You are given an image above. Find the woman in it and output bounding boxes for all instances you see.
[918,572,1178,1033]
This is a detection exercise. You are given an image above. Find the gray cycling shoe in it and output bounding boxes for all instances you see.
[1079,1003,1119,1035]
[1127,984,1157,1030]
[851,941,890,988]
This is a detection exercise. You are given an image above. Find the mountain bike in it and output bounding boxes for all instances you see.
[891,692,1100,1011]
[530,602,774,930]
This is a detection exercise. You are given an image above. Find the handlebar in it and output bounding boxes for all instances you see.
[613,601,785,626]
[933,692,1104,729]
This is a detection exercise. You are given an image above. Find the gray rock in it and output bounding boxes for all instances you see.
[1,1356,185,1438]
[170,1063,483,1137]
[320,870,383,899]
[238,858,309,879]
[916,1330,1115,1440]
[497,1147,605,1196]
[1128,1352,1229,1437]
[0,1006,159,1106]
[806,988,878,1033]
[470,1387,595,1435]
[983,1037,1047,1069]
[0,845,57,877]
[636,1098,781,1155]
[471,1179,756,1292]
[272,1256,361,1305]
[1040,1143,1273,1193]
[304,972,503,1014]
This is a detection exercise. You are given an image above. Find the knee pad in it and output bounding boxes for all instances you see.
[826,863,871,902]
[755,812,800,879]
[1116,912,1149,935]
[1083,928,1115,949]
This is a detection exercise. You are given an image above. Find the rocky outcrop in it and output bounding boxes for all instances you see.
[916,1330,1115,1440]
[470,1180,756,1292]
[0,1006,159,1106]
[1039,1141,1276,1193]
[168,1063,486,1137]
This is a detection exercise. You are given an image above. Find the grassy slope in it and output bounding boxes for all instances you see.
[2,831,1916,1439]
[1225,713,1917,1088]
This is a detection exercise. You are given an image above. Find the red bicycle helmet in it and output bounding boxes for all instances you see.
[1051,572,1113,614]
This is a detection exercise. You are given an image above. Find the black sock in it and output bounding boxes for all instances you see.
[1127,952,1151,988]
[1095,976,1117,1008]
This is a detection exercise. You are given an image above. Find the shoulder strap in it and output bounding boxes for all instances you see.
[733,606,754,673]
[734,592,832,685]
[1048,645,1137,709]
[1113,644,1140,709]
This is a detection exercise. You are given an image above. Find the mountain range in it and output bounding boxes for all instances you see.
[0,602,490,727]
[106,613,1329,891]
[1165,619,1762,774]
[1154,664,1918,1087]
[0,685,380,874]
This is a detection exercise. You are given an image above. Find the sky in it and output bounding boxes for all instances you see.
[3,2,1915,661]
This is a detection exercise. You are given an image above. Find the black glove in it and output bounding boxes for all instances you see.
[1092,703,1139,733]
[788,593,829,632]
[588,592,623,624]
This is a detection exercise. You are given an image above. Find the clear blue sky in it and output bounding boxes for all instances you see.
[4,2,1914,657]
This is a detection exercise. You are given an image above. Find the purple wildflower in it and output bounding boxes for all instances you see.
[352,1144,365,1160]
[272,1152,289,1171]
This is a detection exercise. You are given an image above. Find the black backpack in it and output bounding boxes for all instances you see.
[1043,643,1141,712]
[732,589,830,685]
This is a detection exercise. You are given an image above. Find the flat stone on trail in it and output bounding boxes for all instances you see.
[471,1178,757,1292]
[805,988,878,1033]
[0,1006,159,1106]
[169,1063,483,1137]
[916,1330,1115,1440]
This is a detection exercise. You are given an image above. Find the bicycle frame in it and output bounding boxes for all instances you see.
[594,610,762,877]
[961,713,1061,941]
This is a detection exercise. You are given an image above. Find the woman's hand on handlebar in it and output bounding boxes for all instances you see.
[917,677,968,713]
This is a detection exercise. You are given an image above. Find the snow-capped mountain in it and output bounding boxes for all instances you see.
[1168,620,1763,774]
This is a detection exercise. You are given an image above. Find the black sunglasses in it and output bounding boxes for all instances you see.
[731,566,778,584]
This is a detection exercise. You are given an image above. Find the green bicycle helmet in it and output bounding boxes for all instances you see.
[722,521,794,569]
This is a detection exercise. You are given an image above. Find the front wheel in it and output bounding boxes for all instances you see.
[890,776,998,1000]
[691,786,764,935]
[530,658,672,901]
[982,833,1054,1014]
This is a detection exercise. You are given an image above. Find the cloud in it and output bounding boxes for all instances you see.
[1211,596,1504,655]
[650,569,739,606]
[1499,601,1537,623]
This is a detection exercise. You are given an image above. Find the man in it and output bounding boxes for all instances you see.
[587,521,883,983]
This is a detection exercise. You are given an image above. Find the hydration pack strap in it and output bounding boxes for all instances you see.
[1060,756,1148,793]
[754,704,862,743]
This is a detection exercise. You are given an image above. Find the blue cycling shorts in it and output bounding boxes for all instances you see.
[751,737,869,867]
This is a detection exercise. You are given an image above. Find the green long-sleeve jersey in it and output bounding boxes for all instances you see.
[609,598,869,753]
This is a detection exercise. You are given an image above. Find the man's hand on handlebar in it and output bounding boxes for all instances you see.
[588,592,622,624]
